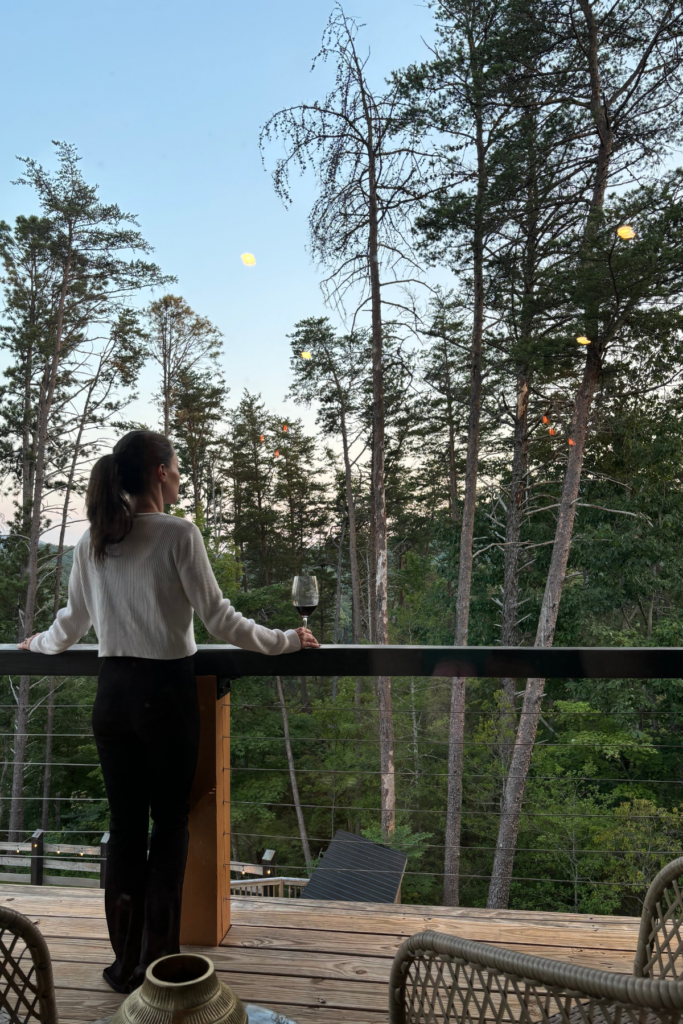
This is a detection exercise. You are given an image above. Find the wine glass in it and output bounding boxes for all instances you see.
[292,575,319,630]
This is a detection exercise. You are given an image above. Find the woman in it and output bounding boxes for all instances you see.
[18,429,318,993]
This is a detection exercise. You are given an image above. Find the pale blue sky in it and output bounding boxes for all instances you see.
[0,0,435,425]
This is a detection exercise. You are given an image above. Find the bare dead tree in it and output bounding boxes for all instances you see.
[261,4,430,838]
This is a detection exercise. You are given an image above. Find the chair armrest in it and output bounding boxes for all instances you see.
[389,930,683,1024]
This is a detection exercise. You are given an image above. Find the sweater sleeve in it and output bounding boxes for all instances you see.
[29,543,92,655]
[176,525,301,655]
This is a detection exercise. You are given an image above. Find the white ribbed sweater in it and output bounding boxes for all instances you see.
[30,513,301,659]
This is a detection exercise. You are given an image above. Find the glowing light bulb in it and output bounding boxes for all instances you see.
[259,435,264,443]
[617,225,635,240]
[282,424,288,432]
[568,438,576,446]
[301,351,312,359]
[549,428,556,436]
[274,450,279,458]
[542,415,549,424]
[241,253,256,266]
[576,336,591,345]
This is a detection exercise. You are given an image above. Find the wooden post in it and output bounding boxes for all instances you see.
[179,676,231,946]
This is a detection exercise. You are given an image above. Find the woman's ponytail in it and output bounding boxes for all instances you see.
[86,454,133,564]
[86,430,173,564]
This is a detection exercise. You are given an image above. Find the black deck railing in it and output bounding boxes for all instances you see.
[1,642,682,901]
[1,643,682,681]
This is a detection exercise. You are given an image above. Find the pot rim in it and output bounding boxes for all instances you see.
[146,953,215,989]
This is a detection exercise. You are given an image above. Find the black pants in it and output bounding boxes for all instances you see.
[92,656,200,990]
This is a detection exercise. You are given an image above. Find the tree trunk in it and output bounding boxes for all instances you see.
[486,0,615,909]
[41,384,93,829]
[368,471,377,644]
[23,243,72,636]
[443,673,466,903]
[11,239,73,839]
[499,366,530,735]
[410,677,420,781]
[366,127,395,839]
[8,690,29,841]
[333,519,346,643]
[275,676,312,871]
[163,317,173,435]
[448,417,458,522]
[487,339,603,907]
[443,341,459,523]
[443,107,486,904]
[340,408,363,643]
[41,679,56,831]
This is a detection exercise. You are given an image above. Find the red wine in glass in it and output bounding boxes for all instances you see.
[292,576,319,629]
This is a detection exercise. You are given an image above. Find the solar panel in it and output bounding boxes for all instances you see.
[304,829,407,903]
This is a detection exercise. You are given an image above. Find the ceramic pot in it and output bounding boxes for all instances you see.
[111,954,247,1024]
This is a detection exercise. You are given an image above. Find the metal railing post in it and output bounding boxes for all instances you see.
[100,831,109,889]
[30,829,44,885]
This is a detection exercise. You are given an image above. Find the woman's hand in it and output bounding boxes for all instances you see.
[17,634,38,651]
[295,627,320,649]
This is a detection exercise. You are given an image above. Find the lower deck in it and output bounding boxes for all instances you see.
[0,885,642,1024]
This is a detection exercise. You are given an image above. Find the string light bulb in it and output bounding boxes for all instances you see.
[240,253,256,266]
[542,415,549,424]
[282,424,288,432]
[274,450,279,458]
[259,435,264,443]
[617,225,636,240]
[568,438,576,446]
[577,336,591,345]
[301,351,312,360]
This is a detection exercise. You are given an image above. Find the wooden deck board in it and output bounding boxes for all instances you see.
[0,884,641,1024]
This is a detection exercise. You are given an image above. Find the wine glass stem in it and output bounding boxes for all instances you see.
[302,616,308,629]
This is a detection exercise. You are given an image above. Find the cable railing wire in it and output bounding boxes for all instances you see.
[228,798,673,817]
[229,766,683,781]
[3,761,680,782]
[228,830,681,855]
[225,863,673,887]
[0,706,677,717]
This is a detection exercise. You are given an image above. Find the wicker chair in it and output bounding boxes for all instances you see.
[0,905,57,1024]
[389,858,683,1024]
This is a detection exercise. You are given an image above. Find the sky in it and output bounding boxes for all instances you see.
[0,0,435,431]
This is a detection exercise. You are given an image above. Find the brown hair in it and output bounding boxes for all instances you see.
[86,430,174,563]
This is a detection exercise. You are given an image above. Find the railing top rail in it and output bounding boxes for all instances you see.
[0,643,682,679]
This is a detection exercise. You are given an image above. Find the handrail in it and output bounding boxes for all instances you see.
[0,643,682,679]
